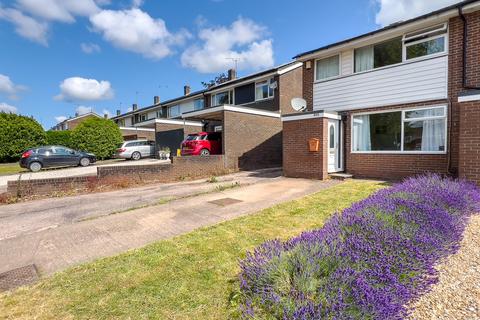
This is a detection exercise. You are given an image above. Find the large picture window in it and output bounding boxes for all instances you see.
[352,106,446,153]
[194,99,204,110]
[355,37,402,73]
[315,55,340,81]
[168,105,181,118]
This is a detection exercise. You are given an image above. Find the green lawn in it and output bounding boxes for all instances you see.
[0,163,25,176]
[0,180,385,319]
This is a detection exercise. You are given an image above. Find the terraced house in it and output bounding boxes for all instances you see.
[113,62,303,170]
[283,0,480,184]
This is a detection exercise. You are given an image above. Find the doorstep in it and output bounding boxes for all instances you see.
[329,173,354,181]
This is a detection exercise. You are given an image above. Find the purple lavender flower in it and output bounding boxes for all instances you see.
[238,174,480,319]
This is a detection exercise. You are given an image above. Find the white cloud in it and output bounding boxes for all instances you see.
[55,77,114,102]
[0,102,18,114]
[89,8,190,60]
[375,0,461,26]
[181,17,274,73]
[76,105,93,115]
[55,115,67,122]
[0,7,49,45]
[15,0,100,23]
[81,42,101,54]
[0,74,25,96]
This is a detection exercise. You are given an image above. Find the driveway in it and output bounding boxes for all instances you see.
[0,158,168,191]
[0,169,339,276]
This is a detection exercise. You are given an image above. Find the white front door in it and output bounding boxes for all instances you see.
[328,119,342,173]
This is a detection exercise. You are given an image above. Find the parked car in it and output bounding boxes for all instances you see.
[19,146,96,172]
[181,132,222,156]
[115,140,155,160]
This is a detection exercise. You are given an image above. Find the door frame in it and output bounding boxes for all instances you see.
[327,119,344,173]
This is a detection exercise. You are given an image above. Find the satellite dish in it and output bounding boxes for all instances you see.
[291,98,307,112]
[269,81,278,90]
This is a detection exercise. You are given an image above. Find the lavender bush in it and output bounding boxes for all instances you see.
[238,175,480,319]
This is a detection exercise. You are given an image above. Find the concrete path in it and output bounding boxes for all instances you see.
[0,171,338,276]
[0,158,168,190]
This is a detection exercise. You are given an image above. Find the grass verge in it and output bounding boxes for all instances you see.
[0,163,25,176]
[0,180,385,319]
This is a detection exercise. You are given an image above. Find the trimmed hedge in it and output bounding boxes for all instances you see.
[46,130,73,148]
[239,175,480,319]
[71,117,123,160]
[0,112,46,162]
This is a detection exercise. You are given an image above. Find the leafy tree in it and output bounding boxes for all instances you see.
[71,117,123,160]
[46,130,73,148]
[201,72,229,88]
[0,112,46,162]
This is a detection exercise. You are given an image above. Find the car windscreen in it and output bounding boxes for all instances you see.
[186,135,205,141]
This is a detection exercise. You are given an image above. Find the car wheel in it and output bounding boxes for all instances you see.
[131,152,141,161]
[200,149,210,156]
[80,157,90,167]
[29,162,42,172]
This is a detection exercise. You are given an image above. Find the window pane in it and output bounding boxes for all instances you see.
[353,112,401,151]
[374,37,402,68]
[354,45,374,72]
[404,119,445,151]
[194,99,204,110]
[405,107,445,119]
[316,55,339,80]
[215,92,230,105]
[329,125,335,149]
[406,37,445,60]
[255,82,268,100]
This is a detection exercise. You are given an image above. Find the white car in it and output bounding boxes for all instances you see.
[115,140,155,160]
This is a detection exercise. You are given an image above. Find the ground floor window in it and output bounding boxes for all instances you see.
[352,106,446,153]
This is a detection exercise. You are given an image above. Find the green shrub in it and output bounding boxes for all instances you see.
[46,130,73,148]
[0,112,46,162]
[71,117,123,159]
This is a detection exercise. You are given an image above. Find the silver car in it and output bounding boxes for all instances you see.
[115,140,155,160]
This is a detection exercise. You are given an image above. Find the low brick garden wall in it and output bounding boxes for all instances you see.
[7,155,229,198]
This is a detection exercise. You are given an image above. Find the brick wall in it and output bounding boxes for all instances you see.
[283,117,328,180]
[7,156,228,197]
[67,114,98,130]
[279,66,303,115]
[449,11,480,184]
[223,111,282,170]
[303,60,314,111]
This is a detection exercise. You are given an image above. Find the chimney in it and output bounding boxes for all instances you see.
[132,103,138,111]
[116,109,121,116]
[228,68,237,81]
[154,96,160,105]
[75,112,79,117]
[104,114,108,119]
[184,85,191,96]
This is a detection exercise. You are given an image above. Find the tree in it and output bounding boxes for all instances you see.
[0,113,46,162]
[46,130,73,148]
[201,72,229,88]
[71,117,123,160]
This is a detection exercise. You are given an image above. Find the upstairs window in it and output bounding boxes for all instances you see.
[404,24,447,60]
[168,105,181,118]
[315,55,340,81]
[255,78,274,101]
[355,37,403,73]
[139,113,148,122]
[212,91,233,106]
[194,98,204,110]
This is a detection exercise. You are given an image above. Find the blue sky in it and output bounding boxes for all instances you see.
[0,0,459,128]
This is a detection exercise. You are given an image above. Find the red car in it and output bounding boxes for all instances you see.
[181,132,222,156]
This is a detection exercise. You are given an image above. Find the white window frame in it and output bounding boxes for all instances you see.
[403,33,448,62]
[194,98,204,110]
[351,105,447,154]
[168,105,181,118]
[314,54,341,82]
[140,113,148,122]
[352,23,448,75]
[156,110,163,119]
[255,78,275,101]
[212,90,232,107]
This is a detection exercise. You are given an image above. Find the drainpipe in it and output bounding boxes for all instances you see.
[458,7,480,90]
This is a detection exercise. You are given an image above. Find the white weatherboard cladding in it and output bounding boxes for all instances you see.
[341,50,353,76]
[313,55,448,112]
[124,117,132,126]
[179,100,195,114]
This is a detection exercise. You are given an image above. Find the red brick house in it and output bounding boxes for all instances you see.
[283,0,480,184]
[51,112,102,131]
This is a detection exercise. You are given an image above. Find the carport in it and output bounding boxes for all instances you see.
[134,119,203,156]
[182,105,282,170]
